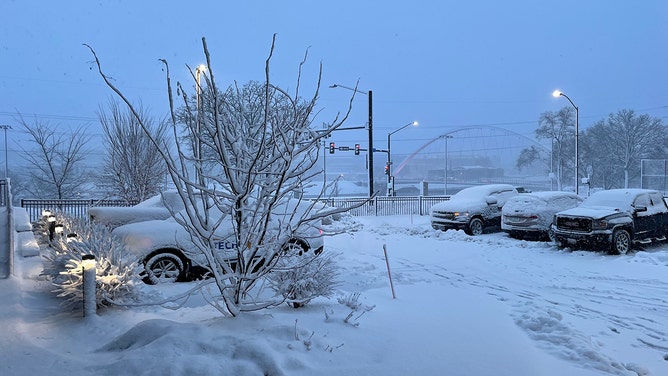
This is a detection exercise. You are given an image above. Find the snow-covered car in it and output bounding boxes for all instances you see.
[551,189,668,254]
[502,191,583,240]
[111,198,325,284]
[430,184,518,235]
[89,191,187,229]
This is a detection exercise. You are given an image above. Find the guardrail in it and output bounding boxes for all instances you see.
[20,196,450,222]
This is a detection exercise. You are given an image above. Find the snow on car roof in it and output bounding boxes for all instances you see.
[505,191,573,205]
[522,191,580,200]
[503,191,582,213]
[452,184,515,199]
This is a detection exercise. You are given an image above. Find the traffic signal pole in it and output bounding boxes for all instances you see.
[367,90,374,197]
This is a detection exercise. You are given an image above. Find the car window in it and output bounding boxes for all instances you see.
[649,193,665,208]
[494,189,516,206]
[633,194,651,208]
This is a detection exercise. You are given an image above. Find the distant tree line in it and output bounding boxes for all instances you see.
[516,108,667,190]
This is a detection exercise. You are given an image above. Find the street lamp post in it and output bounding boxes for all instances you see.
[552,90,579,195]
[330,84,374,197]
[443,134,453,195]
[0,125,9,179]
[387,121,418,196]
[195,64,207,186]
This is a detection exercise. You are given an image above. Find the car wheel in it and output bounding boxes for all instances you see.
[144,253,185,284]
[546,228,556,242]
[465,218,484,236]
[611,229,631,255]
[282,241,308,256]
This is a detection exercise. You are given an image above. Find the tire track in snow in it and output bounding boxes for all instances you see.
[363,222,668,375]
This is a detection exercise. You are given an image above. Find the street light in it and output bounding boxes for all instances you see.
[387,121,418,196]
[195,64,207,186]
[552,89,579,195]
[0,125,10,179]
[330,83,374,197]
[443,134,453,195]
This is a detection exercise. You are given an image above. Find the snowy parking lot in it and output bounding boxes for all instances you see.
[2,214,667,375]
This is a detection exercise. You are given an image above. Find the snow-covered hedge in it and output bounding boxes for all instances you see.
[268,251,341,308]
[39,213,141,310]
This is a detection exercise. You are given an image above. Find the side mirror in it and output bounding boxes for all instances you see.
[634,205,647,213]
[485,196,498,205]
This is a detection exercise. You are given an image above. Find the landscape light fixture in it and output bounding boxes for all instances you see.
[66,233,79,243]
[552,89,579,195]
[81,254,97,317]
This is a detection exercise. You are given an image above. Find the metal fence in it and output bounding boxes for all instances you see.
[21,199,138,223]
[315,196,450,216]
[20,196,450,222]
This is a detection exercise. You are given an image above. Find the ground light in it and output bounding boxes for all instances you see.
[81,254,96,317]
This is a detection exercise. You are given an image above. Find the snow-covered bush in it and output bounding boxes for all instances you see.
[337,292,375,326]
[41,215,140,310]
[268,252,340,308]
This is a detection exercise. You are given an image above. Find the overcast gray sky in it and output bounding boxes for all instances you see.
[2,0,667,163]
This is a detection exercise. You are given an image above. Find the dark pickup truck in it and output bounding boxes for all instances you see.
[551,189,668,254]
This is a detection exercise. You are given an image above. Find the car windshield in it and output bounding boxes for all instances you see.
[581,191,636,211]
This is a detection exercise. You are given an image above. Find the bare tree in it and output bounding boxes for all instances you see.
[516,107,575,190]
[98,99,170,203]
[19,116,92,199]
[86,36,362,316]
[582,109,666,188]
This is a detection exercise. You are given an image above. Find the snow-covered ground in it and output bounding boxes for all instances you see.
[2,213,667,375]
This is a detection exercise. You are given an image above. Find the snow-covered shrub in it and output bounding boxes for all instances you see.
[268,252,341,308]
[41,215,141,310]
[337,292,375,327]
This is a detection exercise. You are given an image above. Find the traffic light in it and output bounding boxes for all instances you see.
[354,144,360,155]
[384,164,390,175]
[329,142,335,154]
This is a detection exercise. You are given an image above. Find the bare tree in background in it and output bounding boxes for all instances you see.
[19,117,91,199]
[98,99,170,203]
[86,35,361,316]
[582,109,666,188]
[516,107,575,190]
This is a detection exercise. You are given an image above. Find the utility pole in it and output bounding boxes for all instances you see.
[330,84,375,197]
[368,90,374,197]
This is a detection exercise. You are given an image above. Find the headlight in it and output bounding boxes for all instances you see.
[454,211,469,218]
[592,219,608,230]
